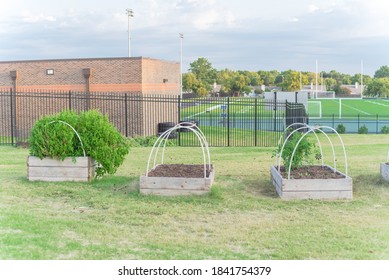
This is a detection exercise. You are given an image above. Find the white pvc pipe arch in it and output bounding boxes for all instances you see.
[276,123,348,179]
[48,120,86,157]
[145,122,211,178]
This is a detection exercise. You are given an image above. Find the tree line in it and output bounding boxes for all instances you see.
[182,57,389,98]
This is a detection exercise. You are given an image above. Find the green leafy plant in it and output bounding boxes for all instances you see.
[381,125,389,134]
[29,111,81,160]
[358,125,368,134]
[336,123,346,134]
[128,135,176,147]
[29,110,130,178]
[274,132,319,170]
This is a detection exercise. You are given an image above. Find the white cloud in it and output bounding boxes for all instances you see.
[308,4,320,13]
[21,11,56,23]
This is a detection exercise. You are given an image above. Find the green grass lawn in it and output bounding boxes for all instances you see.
[181,98,278,121]
[1,134,389,260]
[308,98,389,118]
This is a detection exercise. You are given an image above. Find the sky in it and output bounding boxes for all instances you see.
[1,0,389,76]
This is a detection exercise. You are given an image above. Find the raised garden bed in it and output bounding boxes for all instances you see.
[380,162,389,182]
[140,164,214,196]
[27,156,96,182]
[272,123,352,200]
[140,122,214,196]
[270,165,352,199]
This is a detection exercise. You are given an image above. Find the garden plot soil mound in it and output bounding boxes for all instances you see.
[148,164,212,178]
[279,165,345,179]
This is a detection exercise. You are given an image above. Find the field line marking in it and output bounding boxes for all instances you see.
[184,103,222,119]
[336,100,371,115]
[365,100,389,107]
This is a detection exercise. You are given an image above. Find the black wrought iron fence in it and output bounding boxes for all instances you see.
[0,89,308,147]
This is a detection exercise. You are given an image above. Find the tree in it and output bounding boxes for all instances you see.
[216,68,234,94]
[237,70,263,86]
[216,69,251,96]
[374,66,389,78]
[231,74,251,96]
[341,74,352,85]
[324,78,337,90]
[182,72,210,97]
[189,57,216,93]
[365,78,389,97]
[258,70,279,86]
[182,73,198,93]
[281,70,308,91]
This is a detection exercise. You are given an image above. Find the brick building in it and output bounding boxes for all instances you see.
[0,56,180,95]
[0,57,180,140]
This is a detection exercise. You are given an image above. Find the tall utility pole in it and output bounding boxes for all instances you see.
[179,33,184,100]
[126,9,134,57]
[361,59,364,98]
[315,59,318,99]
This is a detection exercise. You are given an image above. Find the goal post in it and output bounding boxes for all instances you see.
[339,98,342,119]
[307,101,322,119]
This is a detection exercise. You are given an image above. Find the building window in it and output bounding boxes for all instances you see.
[46,69,54,75]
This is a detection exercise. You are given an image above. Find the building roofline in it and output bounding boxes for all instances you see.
[0,56,178,64]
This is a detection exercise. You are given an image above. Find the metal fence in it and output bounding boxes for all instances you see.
[308,114,389,134]
[0,90,178,146]
[0,89,308,147]
[178,97,307,146]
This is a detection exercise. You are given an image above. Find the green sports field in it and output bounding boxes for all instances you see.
[308,98,389,118]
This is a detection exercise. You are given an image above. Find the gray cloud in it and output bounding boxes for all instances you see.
[0,0,388,76]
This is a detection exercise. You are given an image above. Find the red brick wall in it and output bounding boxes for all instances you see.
[0,57,180,95]
[0,57,180,138]
[141,57,180,95]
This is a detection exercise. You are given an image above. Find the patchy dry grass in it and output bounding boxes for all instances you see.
[1,135,389,259]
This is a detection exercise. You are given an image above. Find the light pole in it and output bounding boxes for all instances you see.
[361,59,364,98]
[126,9,134,57]
[179,33,183,100]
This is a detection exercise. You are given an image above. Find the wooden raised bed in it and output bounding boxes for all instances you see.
[380,162,389,182]
[270,165,353,200]
[272,123,353,200]
[141,122,214,196]
[27,156,96,182]
[140,164,214,196]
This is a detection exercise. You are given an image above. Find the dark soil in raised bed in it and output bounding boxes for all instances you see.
[147,164,212,178]
[279,165,345,179]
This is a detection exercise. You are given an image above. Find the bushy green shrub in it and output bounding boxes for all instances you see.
[29,110,130,178]
[358,125,368,134]
[336,124,346,134]
[29,111,81,160]
[128,135,177,147]
[274,132,320,170]
[381,125,389,134]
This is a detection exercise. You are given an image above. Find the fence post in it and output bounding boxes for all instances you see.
[68,90,72,110]
[376,114,379,134]
[274,92,277,132]
[227,97,230,147]
[125,93,128,137]
[332,114,335,129]
[10,88,15,145]
[178,95,181,147]
[254,98,258,146]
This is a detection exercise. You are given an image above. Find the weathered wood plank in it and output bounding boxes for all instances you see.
[281,190,353,200]
[270,165,353,200]
[140,189,209,196]
[27,156,91,167]
[27,156,95,182]
[140,164,214,196]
